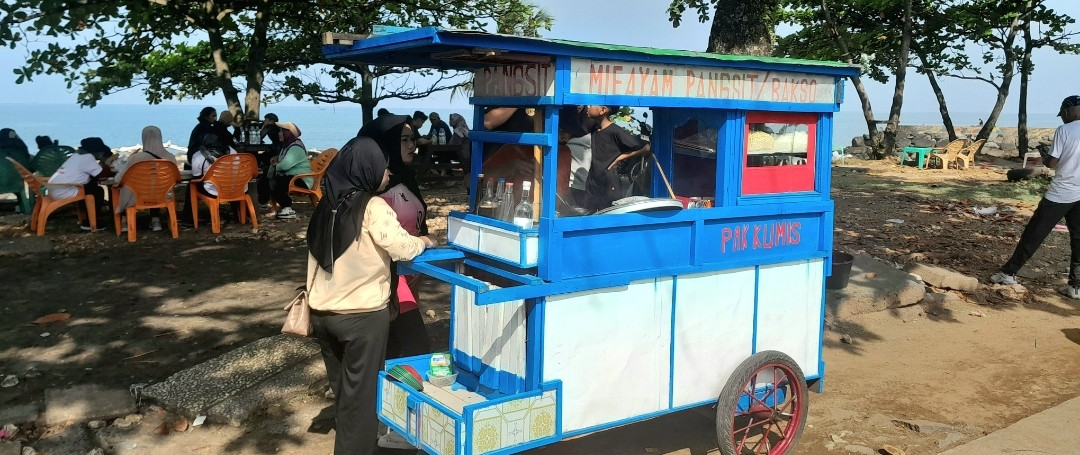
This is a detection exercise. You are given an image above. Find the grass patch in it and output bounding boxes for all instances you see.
[836,173,1051,206]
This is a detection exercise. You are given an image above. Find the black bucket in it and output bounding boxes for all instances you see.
[826,251,854,290]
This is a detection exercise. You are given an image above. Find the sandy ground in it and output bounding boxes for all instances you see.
[2,160,1080,455]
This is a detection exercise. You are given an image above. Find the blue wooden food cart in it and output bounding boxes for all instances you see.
[323,26,858,455]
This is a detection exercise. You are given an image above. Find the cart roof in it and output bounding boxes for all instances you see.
[323,26,860,78]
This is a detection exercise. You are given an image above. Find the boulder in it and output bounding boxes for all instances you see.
[905,263,979,292]
[912,137,937,148]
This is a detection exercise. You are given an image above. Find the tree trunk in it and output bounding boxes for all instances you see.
[206,23,241,116]
[881,0,914,157]
[977,12,1021,143]
[1018,3,1034,158]
[819,0,877,152]
[243,0,271,122]
[914,46,957,141]
[359,66,376,125]
[705,0,778,56]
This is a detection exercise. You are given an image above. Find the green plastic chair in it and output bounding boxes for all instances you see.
[0,149,34,214]
[30,145,75,177]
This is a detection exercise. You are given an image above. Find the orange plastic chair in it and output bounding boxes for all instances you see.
[110,159,181,242]
[955,139,986,170]
[6,157,98,235]
[269,148,338,213]
[189,153,259,234]
[289,148,337,204]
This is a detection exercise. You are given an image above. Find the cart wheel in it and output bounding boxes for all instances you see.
[715,350,808,455]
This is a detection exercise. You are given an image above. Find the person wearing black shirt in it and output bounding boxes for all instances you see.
[186,107,217,169]
[584,105,651,212]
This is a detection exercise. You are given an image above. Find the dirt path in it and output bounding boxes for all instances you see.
[2,163,1079,455]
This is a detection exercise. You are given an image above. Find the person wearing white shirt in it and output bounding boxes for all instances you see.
[47,137,115,231]
[992,95,1080,299]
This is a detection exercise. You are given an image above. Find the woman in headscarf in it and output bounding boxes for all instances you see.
[267,122,313,220]
[305,136,435,455]
[185,107,217,169]
[0,128,31,166]
[115,126,179,232]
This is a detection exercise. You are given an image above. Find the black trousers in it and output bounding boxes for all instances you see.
[1001,197,1080,286]
[83,182,105,222]
[311,308,390,455]
[270,175,306,208]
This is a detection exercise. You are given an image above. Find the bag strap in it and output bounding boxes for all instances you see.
[285,266,319,311]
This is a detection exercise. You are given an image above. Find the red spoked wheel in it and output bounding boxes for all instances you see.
[716,351,808,455]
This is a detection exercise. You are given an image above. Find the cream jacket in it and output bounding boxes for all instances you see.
[307,197,426,313]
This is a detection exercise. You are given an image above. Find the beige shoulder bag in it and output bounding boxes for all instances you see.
[282,268,317,338]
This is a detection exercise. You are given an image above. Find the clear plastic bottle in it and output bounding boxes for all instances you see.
[513,181,534,229]
[498,182,515,222]
[477,177,498,218]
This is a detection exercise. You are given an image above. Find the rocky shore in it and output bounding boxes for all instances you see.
[843,125,1056,159]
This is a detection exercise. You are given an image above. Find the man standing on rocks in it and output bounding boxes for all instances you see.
[992,95,1080,299]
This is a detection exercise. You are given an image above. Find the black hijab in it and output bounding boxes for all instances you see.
[357,114,429,236]
[307,136,388,273]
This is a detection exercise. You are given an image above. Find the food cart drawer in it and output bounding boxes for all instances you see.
[378,356,563,455]
[447,214,538,268]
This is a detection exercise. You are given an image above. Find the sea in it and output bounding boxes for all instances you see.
[0,103,1063,155]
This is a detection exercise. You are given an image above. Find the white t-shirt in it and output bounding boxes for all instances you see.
[1045,120,1080,203]
[47,153,103,200]
[567,134,592,191]
[190,147,238,196]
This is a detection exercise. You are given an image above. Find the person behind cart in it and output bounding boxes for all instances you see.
[47,137,116,231]
[267,122,312,220]
[115,126,178,232]
[185,107,216,170]
[409,110,430,147]
[992,95,1080,299]
[305,134,435,455]
[179,123,238,228]
[583,105,652,212]
[357,114,435,450]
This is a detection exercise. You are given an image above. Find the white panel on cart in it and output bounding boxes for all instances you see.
[447,218,481,251]
[672,267,756,407]
[754,259,824,377]
[543,277,673,432]
[453,286,528,377]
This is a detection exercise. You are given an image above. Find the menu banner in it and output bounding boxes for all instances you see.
[570,58,837,105]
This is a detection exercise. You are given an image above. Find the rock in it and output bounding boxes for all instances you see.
[87,420,105,430]
[881,444,906,455]
[122,414,141,425]
[984,141,1000,149]
[0,441,20,455]
[21,446,35,455]
[840,334,853,344]
[111,418,132,429]
[0,403,40,426]
[905,263,979,292]
[30,424,94,455]
[171,418,188,433]
[86,449,104,455]
[43,385,136,426]
[831,433,848,443]
[892,418,961,434]
[1,376,17,388]
[912,138,936,148]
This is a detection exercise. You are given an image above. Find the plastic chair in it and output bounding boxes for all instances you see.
[110,159,181,242]
[5,157,97,235]
[926,139,967,169]
[30,145,75,177]
[269,148,338,213]
[0,150,34,214]
[189,153,259,234]
[955,139,986,170]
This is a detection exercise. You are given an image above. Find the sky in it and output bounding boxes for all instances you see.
[1,0,1078,115]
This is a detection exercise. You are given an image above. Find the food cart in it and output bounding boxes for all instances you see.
[323,26,859,455]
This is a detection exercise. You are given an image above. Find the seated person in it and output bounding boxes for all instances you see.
[1,128,31,167]
[180,124,238,227]
[426,112,452,146]
[267,122,312,220]
[115,126,179,232]
[47,137,116,231]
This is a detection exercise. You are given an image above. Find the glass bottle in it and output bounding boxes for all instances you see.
[513,181,534,229]
[494,178,506,209]
[478,177,498,218]
[498,182,515,222]
[471,173,485,214]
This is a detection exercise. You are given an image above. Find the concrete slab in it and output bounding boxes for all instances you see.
[0,402,40,425]
[905,263,979,292]
[43,385,136,426]
[828,253,926,318]
[204,354,325,426]
[31,424,97,455]
[142,335,319,420]
[938,394,1080,454]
